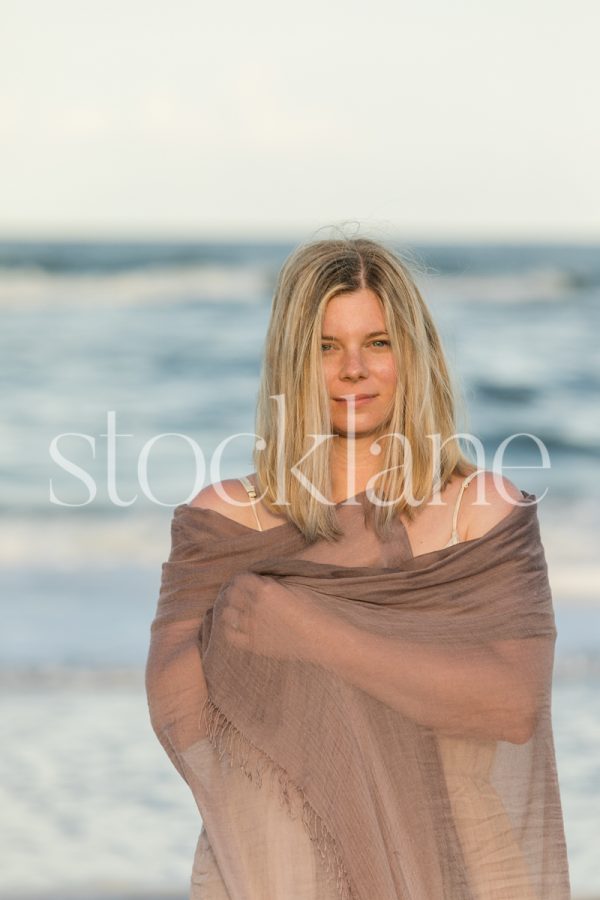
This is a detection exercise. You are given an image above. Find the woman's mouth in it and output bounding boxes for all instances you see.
[333,394,378,407]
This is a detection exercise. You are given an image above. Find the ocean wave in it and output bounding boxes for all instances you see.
[474,430,600,459]
[0,239,288,274]
[0,515,170,566]
[1,240,599,309]
[1,239,599,282]
[0,262,272,308]
[419,267,597,304]
[0,514,599,604]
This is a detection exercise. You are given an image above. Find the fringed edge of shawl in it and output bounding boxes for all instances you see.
[201,695,355,900]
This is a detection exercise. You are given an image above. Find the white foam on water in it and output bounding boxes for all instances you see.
[417,267,584,304]
[1,512,599,605]
[0,516,170,567]
[0,263,270,309]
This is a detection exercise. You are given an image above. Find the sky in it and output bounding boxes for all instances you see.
[1,0,599,241]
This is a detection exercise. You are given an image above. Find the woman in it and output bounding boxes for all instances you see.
[145,237,570,899]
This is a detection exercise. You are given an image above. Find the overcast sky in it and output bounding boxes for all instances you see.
[1,0,598,240]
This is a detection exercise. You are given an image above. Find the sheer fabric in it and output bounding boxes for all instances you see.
[145,487,570,899]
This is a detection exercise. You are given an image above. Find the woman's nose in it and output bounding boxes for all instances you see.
[339,349,369,379]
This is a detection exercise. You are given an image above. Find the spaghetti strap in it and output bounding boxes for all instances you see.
[449,468,486,541]
[238,475,263,532]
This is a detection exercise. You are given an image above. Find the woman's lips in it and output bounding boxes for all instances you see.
[334,394,378,406]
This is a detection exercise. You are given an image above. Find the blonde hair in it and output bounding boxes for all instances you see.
[252,234,474,542]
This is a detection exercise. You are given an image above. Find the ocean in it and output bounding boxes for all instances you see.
[0,238,598,897]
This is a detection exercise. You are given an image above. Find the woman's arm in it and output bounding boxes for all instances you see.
[145,479,260,782]
[222,567,551,746]
[314,624,548,744]
[311,476,549,744]
[145,618,210,783]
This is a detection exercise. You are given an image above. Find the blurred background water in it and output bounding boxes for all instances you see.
[1,238,599,898]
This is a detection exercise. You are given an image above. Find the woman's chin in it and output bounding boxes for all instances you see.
[331,418,387,438]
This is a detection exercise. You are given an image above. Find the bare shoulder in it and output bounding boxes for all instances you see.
[461,470,523,541]
[187,477,256,526]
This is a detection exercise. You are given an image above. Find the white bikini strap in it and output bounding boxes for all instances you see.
[451,468,485,535]
[238,475,263,532]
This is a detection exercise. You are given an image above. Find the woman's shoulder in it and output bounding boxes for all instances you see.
[187,476,260,528]
[458,468,524,541]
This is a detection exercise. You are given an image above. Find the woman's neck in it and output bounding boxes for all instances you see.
[329,436,384,503]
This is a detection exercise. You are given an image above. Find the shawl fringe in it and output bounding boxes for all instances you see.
[201,695,355,900]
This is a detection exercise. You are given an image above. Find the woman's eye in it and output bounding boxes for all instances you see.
[321,340,390,351]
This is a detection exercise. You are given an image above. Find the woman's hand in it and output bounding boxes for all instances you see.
[218,572,340,664]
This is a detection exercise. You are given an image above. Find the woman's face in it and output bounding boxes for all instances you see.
[320,288,398,437]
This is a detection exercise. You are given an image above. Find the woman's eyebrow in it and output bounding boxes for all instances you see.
[321,331,389,340]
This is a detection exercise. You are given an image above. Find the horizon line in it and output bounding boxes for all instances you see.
[0,228,599,247]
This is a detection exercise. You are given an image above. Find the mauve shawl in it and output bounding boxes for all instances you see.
[145,488,571,899]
